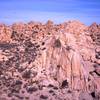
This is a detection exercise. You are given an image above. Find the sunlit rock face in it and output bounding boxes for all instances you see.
[0,24,12,43]
[60,20,88,36]
[88,22,100,45]
[0,20,100,100]
[39,32,88,91]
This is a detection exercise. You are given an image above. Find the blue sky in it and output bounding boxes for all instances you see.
[0,0,100,25]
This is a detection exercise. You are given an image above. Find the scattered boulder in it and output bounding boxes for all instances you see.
[26,86,38,93]
[40,95,48,99]
[22,70,31,79]
[79,92,93,100]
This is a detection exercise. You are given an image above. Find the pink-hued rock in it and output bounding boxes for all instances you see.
[88,22,100,34]
[79,92,93,100]
[88,22,100,45]
[38,32,88,91]
[95,47,100,53]
[62,20,88,35]
[95,65,100,75]
[0,24,12,42]
[0,20,100,100]
[95,59,100,65]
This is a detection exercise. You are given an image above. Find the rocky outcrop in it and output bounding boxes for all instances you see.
[0,20,100,100]
[60,20,88,36]
[88,22,100,45]
[0,24,12,43]
[39,33,88,91]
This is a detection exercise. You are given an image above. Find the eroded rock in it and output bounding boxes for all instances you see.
[0,20,100,100]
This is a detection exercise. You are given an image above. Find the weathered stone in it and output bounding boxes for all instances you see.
[95,67,100,76]
[95,47,100,53]
[15,80,23,85]
[22,70,31,79]
[26,86,38,93]
[95,59,100,65]
[79,92,93,100]
[0,21,100,100]
[40,95,48,99]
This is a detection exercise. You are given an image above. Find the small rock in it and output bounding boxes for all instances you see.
[38,85,44,90]
[21,90,25,94]
[42,47,46,50]
[14,94,24,99]
[48,84,54,88]
[53,86,58,90]
[11,87,20,93]
[94,67,100,76]
[95,54,100,59]
[95,92,100,99]
[95,59,100,65]
[17,66,25,72]
[36,45,40,48]
[40,95,48,99]
[95,48,100,53]
[52,93,56,96]
[22,70,31,78]
[31,71,37,77]
[15,80,23,85]
[8,93,13,97]
[25,97,29,100]
[79,92,93,100]
[49,90,54,93]
[93,63,99,68]
[26,86,38,93]
[67,90,72,93]
[42,42,45,45]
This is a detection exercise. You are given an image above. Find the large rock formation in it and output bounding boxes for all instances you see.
[0,20,100,100]
[38,32,88,91]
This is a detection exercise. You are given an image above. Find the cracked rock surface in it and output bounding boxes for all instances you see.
[0,20,100,100]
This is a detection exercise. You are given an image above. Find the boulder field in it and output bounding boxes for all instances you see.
[0,20,100,100]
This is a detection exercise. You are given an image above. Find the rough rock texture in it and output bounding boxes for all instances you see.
[0,24,12,42]
[0,20,100,100]
[61,20,88,35]
[88,22,100,45]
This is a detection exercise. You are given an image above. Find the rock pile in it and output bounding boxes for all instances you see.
[88,22,100,45]
[0,20,100,100]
